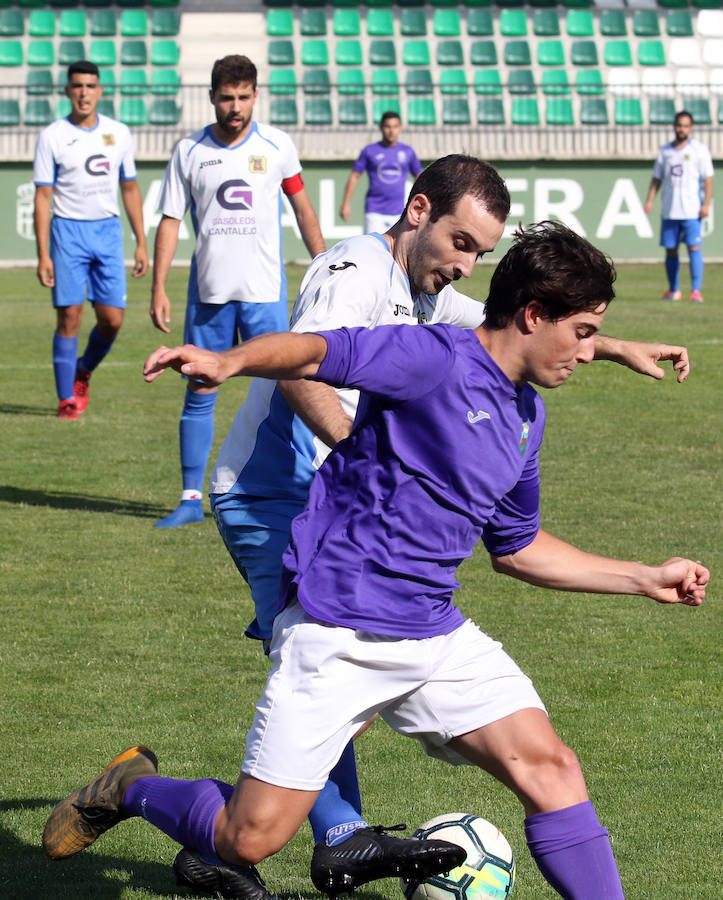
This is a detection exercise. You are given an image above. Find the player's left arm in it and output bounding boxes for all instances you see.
[593,334,690,383]
[119,178,148,278]
[286,182,326,259]
[700,175,713,219]
[491,529,708,607]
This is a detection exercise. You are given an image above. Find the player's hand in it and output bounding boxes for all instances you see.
[643,201,653,215]
[36,256,55,288]
[339,202,350,222]
[150,288,171,334]
[143,344,229,387]
[619,340,690,383]
[646,557,709,607]
[133,245,149,278]
[700,203,710,220]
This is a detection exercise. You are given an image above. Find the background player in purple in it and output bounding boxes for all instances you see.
[44,223,708,900]
[339,111,422,234]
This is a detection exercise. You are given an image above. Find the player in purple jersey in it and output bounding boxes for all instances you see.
[44,223,708,900]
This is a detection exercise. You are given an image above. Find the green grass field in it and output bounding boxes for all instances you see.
[1,262,720,900]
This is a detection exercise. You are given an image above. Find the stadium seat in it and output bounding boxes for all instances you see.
[697,9,723,37]
[300,8,325,35]
[149,97,180,124]
[301,40,327,66]
[500,10,527,37]
[28,41,55,67]
[27,69,54,95]
[467,9,493,36]
[546,97,574,124]
[90,11,116,36]
[97,97,115,117]
[718,98,723,125]
[608,67,640,96]
[431,0,459,7]
[442,97,470,124]
[52,0,85,6]
[440,69,468,93]
[692,0,720,8]
[648,97,676,124]
[614,97,643,125]
[120,40,147,66]
[99,68,116,94]
[302,68,330,93]
[434,10,462,36]
[406,68,433,93]
[119,97,147,125]
[120,69,148,94]
[373,98,401,122]
[151,0,180,5]
[270,97,298,125]
[334,9,361,36]
[89,40,116,66]
[666,10,693,37]
[269,69,297,95]
[60,10,87,37]
[566,9,593,37]
[703,39,723,66]
[151,40,179,66]
[542,69,570,95]
[533,10,560,37]
[338,69,364,93]
[504,40,531,66]
[403,40,431,66]
[528,0,558,7]
[305,97,333,125]
[512,97,540,124]
[497,0,525,7]
[580,97,608,124]
[269,40,295,66]
[0,99,20,125]
[332,0,359,7]
[537,40,565,66]
[657,0,688,7]
[338,97,367,124]
[638,41,666,66]
[120,10,147,37]
[507,69,535,93]
[437,40,464,65]
[474,69,502,94]
[151,68,180,94]
[575,69,603,94]
[59,40,85,66]
[366,0,395,5]
[369,40,396,66]
[600,10,627,38]
[477,96,505,124]
[682,97,711,124]
[675,67,707,97]
[641,68,674,96]
[669,39,702,67]
[18,0,45,6]
[605,41,633,67]
[407,97,436,125]
[267,9,293,36]
[710,67,723,96]
[560,0,592,7]
[372,68,399,94]
[335,40,362,66]
[28,10,55,37]
[24,97,53,125]
[0,9,24,35]
[470,40,497,66]
[0,40,22,66]
[400,9,426,35]
[151,9,179,36]
[367,9,394,36]
[571,40,598,66]
[55,97,71,119]
[633,10,660,37]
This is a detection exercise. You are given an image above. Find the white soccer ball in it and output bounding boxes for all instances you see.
[401,813,515,900]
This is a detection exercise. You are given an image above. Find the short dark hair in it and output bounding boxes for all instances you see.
[380,110,401,125]
[67,60,99,81]
[404,155,510,226]
[675,110,694,125]
[483,221,616,330]
[211,55,257,93]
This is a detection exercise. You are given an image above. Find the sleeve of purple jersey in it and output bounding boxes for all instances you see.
[352,145,369,174]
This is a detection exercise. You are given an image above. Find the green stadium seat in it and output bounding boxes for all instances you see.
[477,96,505,124]
[570,41,598,66]
[151,40,178,66]
[119,97,147,125]
[407,97,436,125]
[302,40,328,66]
[403,40,431,66]
[442,97,470,124]
[537,40,564,66]
[437,40,464,65]
[692,0,719,8]
[269,68,296,94]
[648,97,676,125]
[303,68,330,94]
[580,97,608,124]
[28,10,55,37]
[367,9,393,36]
[300,8,325,35]
[405,68,433,94]
[90,11,116,37]
[89,40,116,67]
[269,40,295,66]
[372,68,399,94]
[18,0,45,6]
[633,11,660,37]
[546,97,574,124]
[373,98,401,122]
[28,41,55,67]
[0,99,20,125]
[440,69,468,94]
[401,9,427,36]
[99,67,116,94]
[512,97,540,124]
[718,98,723,125]
[338,68,365,94]
[507,69,535,94]
[542,69,570,95]
[85,0,116,6]
[682,97,711,124]
[431,0,459,7]
[369,40,396,66]
[366,0,394,6]
[528,0,557,7]
[638,41,665,66]
[149,97,180,124]
[575,69,603,94]
[24,97,53,125]
[120,40,147,66]
[305,97,333,125]
[500,10,527,37]
[498,0,525,8]
[561,0,592,7]
[334,9,361,36]
[474,68,502,94]
[335,40,362,66]
[116,0,147,7]
[151,0,179,4]
[27,69,54,95]
[605,41,633,67]
[296,0,326,6]
[533,10,560,37]
[470,40,497,66]
[267,9,293,36]
[600,10,626,38]
[120,9,147,37]
[614,97,643,125]
[0,40,22,66]
[0,9,23,34]
[55,97,71,118]
[566,10,593,37]
[270,97,298,125]
[60,10,87,37]
[338,97,367,124]
[151,9,179,36]
[59,40,85,66]
[504,40,531,66]
[666,11,693,37]
[398,0,425,6]
[151,68,180,94]
[332,0,359,7]
[658,0,688,7]
[467,9,493,36]
[120,68,148,94]
[97,97,114,116]
[434,9,461,36]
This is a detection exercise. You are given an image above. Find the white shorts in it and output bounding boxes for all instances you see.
[365,211,400,234]
[242,602,546,790]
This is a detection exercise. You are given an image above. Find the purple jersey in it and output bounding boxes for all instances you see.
[280,323,545,639]
[353,141,423,215]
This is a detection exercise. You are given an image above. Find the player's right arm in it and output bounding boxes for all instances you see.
[339,170,362,222]
[150,214,181,333]
[643,176,661,215]
[33,184,54,288]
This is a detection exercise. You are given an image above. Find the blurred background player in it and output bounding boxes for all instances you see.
[33,60,148,419]
[150,54,325,528]
[643,110,714,303]
[339,110,422,234]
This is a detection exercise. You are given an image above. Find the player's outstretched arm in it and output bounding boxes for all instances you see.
[491,529,708,606]
[593,335,690,383]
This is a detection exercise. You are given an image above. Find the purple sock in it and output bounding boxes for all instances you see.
[525,801,624,899]
[122,776,233,860]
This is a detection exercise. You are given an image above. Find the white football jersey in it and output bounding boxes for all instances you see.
[158,121,303,304]
[33,114,137,220]
[653,138,714,220]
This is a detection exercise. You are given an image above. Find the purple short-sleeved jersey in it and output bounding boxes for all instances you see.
[353,141,423,216]
[280,323,545,639]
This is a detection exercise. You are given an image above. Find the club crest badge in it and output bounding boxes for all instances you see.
[249,156,267,173]
[102,134,115,146]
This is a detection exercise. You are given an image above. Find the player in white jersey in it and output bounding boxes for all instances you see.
[644,110,714,303]
[33,61,147,419]
[150,55,325,528]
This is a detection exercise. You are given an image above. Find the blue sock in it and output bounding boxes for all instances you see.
[525,801,624,899]
[688,248,703,292]
[307,741,367,845]
[665,254,680,291]
[180,389,218,495]
[53,332,77,401]
[77,326,115,374]
[122,776,233,861]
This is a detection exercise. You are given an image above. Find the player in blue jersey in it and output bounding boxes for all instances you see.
[33,60,148,419]
[339,111,423,233]
[150,55,325,527]
[44,222,707,900]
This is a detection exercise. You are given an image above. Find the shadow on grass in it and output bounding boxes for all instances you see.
[0,402,56,417]
[0,485,169,519]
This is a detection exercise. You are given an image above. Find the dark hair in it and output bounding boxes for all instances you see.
[403,155,510,225]
[380,110,401,125]
[483,221,616,330]
[211,55,257,93]
[67,60,99,80]
[675,110,694,125]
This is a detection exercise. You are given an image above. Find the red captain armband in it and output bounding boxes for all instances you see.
[281,173,305,196]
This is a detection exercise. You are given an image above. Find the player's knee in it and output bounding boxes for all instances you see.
[226,826,286,866]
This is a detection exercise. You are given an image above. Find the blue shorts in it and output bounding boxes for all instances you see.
[50,216,126,308]
[660,218,702,250]
[183,289,289,351]
[210,492,306,642]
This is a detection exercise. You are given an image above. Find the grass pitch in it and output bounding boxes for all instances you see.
[0,262,720,899]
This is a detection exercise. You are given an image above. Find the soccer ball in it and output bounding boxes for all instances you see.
[401,813,515,900]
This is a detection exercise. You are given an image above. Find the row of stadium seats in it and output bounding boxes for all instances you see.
[0,1,179,8]
[24,65,179,92]
[0,38,179,66]
[0,8,178,36]
[0,94,179,124]
[264,0,722,8]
